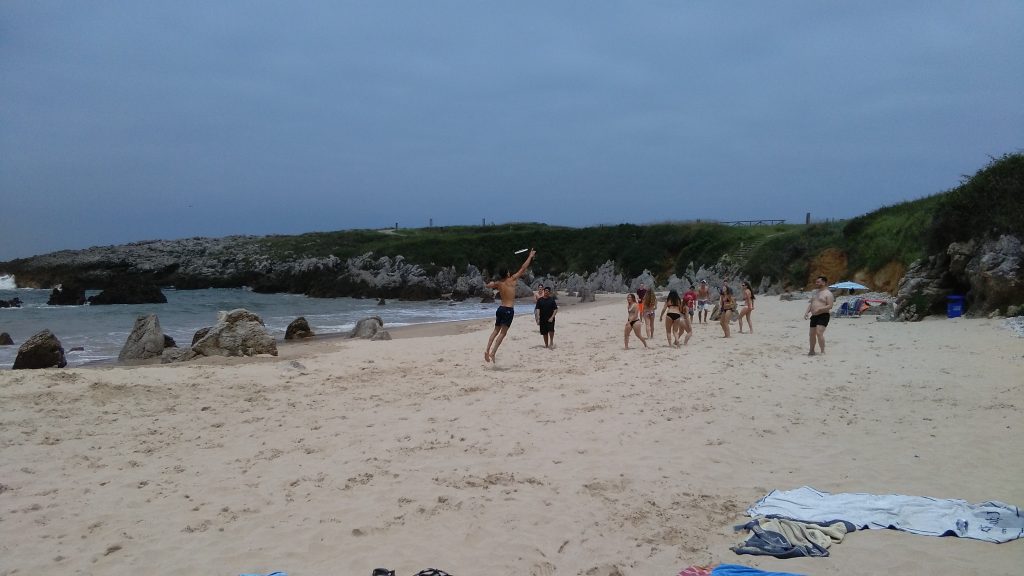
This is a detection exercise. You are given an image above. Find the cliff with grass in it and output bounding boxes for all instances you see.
[2,153,1021,317]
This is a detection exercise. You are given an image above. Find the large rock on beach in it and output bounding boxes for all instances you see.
[896,234,1024,320]
[191,308,278,357]
[88,281,167,305]
[191,326,211,345]
[0,297,23,308]
[349,316,391,340]
[285,317,314,340]
[0,332,14,346]
[118,314,166,361]
[47,284,86,306]
[12,329,67,369]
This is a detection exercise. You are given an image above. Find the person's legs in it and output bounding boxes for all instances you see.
[548,328,555,348]
[720,311,731,337]
[485,326,501,361]
[672,319,681,346]
[645,314,654,339]
[808,325,817,355]
[624,322,631,348]
[664,316,674,346]
[633,323,648,348]
[745,310,753,333]
[682,317,692,345]
[816,326,826,354]
[489,326,510,361]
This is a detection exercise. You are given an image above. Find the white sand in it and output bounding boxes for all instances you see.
[1,295,1021,576]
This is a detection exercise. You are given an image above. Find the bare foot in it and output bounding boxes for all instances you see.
[484,351,492,362]
[808,351,816,356]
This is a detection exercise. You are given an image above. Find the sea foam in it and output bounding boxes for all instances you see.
[0,275,16,290]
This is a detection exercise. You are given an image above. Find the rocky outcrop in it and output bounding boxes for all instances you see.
[88,281,167,305]
[47,284,86,306]
[191,309,278,357]
[896,234,1023,320]
[0,297,22,308]
[12,329,67,369]
[118,314,167,361]
[350,316,391,340]
[0,332,14,345]
[191,327,211,345]
[285,317,314,340]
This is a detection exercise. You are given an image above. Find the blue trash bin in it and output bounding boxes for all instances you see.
[947,295,964,318]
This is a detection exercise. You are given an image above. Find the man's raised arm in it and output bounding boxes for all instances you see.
[511,248,536,280]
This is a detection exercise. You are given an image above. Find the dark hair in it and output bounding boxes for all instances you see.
[502,268,512,278]
[817,275,827,283]
[667,290,681,306]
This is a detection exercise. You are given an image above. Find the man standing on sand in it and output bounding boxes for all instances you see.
[484,248,536,363]
[534,286,558,349]
[697,280,711,325]
[805,275,835,355]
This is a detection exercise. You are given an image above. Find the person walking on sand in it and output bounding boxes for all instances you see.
[738,280,755,333]
[683,284,698,326]
[535,286,558,349]
[641,289,658,339]
[805,275,835,355]
[484,248,536,362]
[718,284,736,338]
[659,290,686,347]
[624,293,648,349]
[697,280,711,325]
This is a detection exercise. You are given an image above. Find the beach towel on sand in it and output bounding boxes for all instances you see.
[712,565,806,576]
[732,516,849,558]
[679,565,805,576]
[748,486,1024,543]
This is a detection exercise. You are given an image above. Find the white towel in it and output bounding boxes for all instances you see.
[748,486,1023,543]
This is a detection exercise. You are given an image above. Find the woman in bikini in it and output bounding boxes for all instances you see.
[719,284,735,338]
[624,293,648,349]
[659,290,685,347]
[641,289,658,339]
[738,280,755,333]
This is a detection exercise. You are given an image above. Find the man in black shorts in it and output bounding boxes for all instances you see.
[484,248,535,363]
[534,286,558,348]
[804,275,835,355]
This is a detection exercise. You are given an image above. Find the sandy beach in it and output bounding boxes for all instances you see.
[1,294,1021,576]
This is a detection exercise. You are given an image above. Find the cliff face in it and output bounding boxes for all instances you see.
[0,237,272,289]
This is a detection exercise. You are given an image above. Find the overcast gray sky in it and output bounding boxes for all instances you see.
[2,1,1021,261]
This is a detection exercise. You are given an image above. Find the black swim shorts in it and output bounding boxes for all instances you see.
[495,305,515,327]
[539,320,555,335]
[809,312,831,327]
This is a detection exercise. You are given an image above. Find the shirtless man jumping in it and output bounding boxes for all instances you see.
[804,275,835,356]
[484,248,536,363]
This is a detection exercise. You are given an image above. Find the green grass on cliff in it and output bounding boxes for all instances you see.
[255,151,1022,288]
[257,221,793,283]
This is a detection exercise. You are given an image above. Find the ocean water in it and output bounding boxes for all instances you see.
[0,277,530,369]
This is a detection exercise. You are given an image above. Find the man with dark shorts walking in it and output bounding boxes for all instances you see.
[804,275,835,355]
[484,248,536,363]
[534,286,558,348]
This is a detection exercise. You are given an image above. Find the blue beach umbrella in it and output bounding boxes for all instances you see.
[829,281,868,290]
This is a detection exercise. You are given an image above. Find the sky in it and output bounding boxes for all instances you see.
[1,2,1022,261]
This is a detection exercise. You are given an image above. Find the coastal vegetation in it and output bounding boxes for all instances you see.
[1,152,1020,295]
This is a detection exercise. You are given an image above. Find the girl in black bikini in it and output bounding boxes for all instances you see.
[624,293,648,349]
[659,290,685,347]
[719,285,735,338]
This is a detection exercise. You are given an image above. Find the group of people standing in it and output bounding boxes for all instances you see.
[484,248,833,361]
[624,280,755,348]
